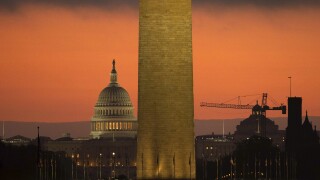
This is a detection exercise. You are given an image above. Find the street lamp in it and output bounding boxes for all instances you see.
[76,154,79,180]
[112,152,116,179]
[84,154,89,180]
[99,153,102,180]
[71,154,74,180]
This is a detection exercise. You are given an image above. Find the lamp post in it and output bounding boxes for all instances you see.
[84,154,89,180]
[76,154,79,180]
[216,158,219,180]
[99,153,102,180]
[71,154,74,180]
[112,152,116,179]
[51,155,54,180]
[230,157,233,180]
[83,154,85,180]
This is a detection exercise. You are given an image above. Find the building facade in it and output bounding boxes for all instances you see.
[234,109,285,150]
[196,134,235,162]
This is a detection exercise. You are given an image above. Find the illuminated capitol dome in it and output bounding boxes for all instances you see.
[90,60,137,139]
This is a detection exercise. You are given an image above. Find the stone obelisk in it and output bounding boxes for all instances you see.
[137,0,195,179]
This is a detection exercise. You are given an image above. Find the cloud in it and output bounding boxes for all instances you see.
[1,0,319,13]
[193,0,320,8]
[0,0,138,12]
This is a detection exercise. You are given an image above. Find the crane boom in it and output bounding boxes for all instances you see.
[200,102,254,109]
[200,93,286,114]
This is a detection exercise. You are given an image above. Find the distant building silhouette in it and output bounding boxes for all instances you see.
[285,97,302,154]
[5,135,31,146]
[234,106,285,150]
[196,106,286,163]
[196,134,235,161]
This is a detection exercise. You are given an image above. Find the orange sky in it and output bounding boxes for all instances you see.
[0,4,320,122]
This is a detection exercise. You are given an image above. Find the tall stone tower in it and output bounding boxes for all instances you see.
[137,0,195,179]
[286,97,302,153]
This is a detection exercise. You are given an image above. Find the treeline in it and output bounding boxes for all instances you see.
[196,135,320,180]
[0,142,37,179]
[0,142,71,180]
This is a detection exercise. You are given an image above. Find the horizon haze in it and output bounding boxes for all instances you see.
[2,116,320,139]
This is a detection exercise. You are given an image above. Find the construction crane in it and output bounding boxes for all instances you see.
[200,93,286,137]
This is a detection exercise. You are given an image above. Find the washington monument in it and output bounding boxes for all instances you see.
[137,0,195,179]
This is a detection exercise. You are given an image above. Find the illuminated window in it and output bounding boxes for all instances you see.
[113,122,115,129]
[119,123,122,130]
[105,123,108,130]
[100,122,104,130]
[206,147,208,150]
[96,123,100,131]
[116,122,118,130]
[109,122,112,130]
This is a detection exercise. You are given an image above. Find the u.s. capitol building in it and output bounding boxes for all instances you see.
[44,60,137,179]
[90,60,137,139]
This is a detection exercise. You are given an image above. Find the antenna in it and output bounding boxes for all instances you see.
[222,120,225,139]
[288,77,292,97]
